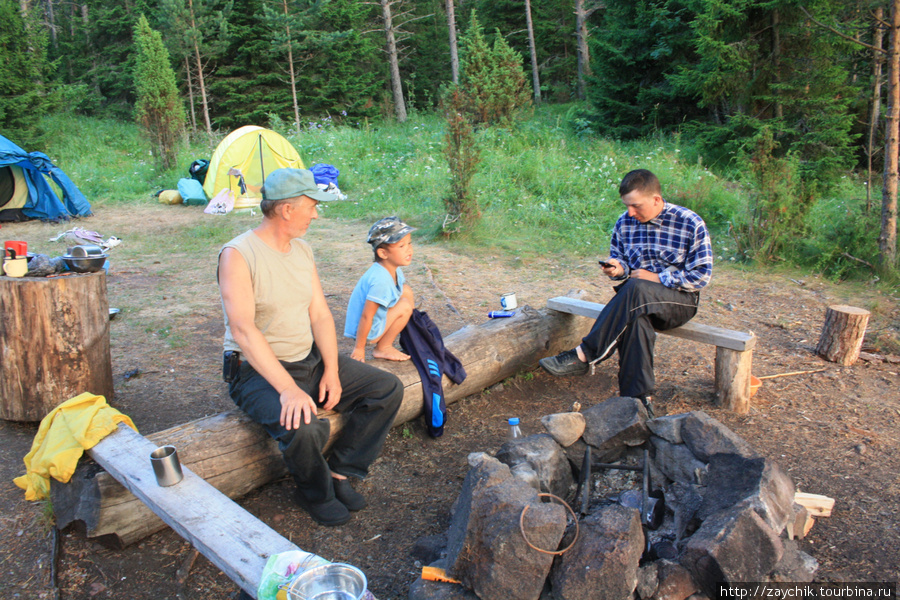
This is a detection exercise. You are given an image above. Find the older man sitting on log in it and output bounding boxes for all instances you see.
[217,168,403,527]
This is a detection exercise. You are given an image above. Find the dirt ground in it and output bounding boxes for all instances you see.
[1,204,899,600]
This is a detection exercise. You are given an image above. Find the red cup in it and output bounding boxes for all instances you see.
[4,241,27,259]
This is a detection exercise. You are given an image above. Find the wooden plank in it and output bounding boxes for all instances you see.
[546,296,756,352]
[88,422,307,598]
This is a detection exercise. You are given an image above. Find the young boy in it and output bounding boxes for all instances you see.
[344,216,416,362]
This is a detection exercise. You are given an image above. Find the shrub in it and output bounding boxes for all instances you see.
[441,87,481,234]
[731,127,814,263]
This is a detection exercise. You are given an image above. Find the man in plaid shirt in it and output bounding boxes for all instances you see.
[540,169,712,416]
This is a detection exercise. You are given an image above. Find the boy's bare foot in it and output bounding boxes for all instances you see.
[373,347,411,361]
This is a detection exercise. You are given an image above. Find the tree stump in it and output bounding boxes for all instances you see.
[816,305,870,366]
[0,272,114,422]
[715,346,753,414]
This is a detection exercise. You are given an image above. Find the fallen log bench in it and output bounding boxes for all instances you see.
[53,302,590,548]
[546,296,756,413]
[85,422,316,599]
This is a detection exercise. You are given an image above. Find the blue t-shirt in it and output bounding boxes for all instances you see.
[344,263,406,340]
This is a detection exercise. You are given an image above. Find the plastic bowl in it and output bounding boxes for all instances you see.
[749,375,762,397]
[63,254,108,273]
[286,563,367,600]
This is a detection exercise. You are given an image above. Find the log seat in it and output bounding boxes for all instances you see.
[545,296,756,413]
[87,422,312,599]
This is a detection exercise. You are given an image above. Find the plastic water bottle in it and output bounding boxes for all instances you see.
[508,417,523,440]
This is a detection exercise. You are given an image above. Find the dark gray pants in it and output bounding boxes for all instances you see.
[580,278,699,398]
[229,345,403,504]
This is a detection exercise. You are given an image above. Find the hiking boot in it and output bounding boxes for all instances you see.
[638,395,655,419]
[333,477,367,512]
[295,492,352,526]
[539,348,589,377]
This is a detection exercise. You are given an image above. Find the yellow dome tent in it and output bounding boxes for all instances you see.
[203,126,304,210]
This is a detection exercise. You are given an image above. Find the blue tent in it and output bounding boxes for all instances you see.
[0,134,92,221]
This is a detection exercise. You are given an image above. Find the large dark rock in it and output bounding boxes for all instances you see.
[653,560,698,600]
[550,504,645,600]
[445,455,567,600]
[647,414,687,445]
[497,433,575,499]
[681,504,784,596]
[698,454,795,534]
[582,397,651,454]
[680,412,757,462]
[650,436,708,485]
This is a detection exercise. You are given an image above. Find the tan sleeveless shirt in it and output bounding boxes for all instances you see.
[221,230,315,362]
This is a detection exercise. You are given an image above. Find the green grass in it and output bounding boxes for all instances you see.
[40,105,894,282]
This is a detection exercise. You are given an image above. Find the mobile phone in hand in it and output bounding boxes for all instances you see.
[598,259,613,269]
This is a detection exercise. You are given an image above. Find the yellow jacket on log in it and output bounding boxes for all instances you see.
[14,392,137,501]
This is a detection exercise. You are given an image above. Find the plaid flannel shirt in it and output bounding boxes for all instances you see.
[609,201,713,291]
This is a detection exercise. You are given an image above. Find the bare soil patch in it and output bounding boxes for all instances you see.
[1,204,898,599]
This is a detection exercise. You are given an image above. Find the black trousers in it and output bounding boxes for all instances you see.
[580,278,699,398]
[228,345,403,503]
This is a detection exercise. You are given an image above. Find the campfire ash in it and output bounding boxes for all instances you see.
[409,397,818,600]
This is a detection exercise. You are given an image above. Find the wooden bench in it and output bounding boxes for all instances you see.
[88,422,323,599]
[546,296,756,413]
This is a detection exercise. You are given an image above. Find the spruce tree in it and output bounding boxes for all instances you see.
[133,14,186,170]
[458,11,530,125]
[0,0,50,147]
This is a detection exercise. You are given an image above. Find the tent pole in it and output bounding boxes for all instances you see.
[258,135,265,185]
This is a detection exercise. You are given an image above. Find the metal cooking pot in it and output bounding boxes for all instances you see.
[285,563,367,600]
[66,244,105,258]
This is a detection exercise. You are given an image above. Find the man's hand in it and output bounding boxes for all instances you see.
[319,368,343,411]
[280,385,318,430]
[601,258,624,278]
[630,269,661,283]
[350,347,366,363]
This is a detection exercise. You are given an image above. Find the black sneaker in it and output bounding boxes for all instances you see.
[539,348,590,377]
[295,492,352,526]
[333,477,367,512]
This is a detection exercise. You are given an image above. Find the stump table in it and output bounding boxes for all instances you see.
[0,272,114,422]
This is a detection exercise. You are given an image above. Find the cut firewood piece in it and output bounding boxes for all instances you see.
[794,492,835,517]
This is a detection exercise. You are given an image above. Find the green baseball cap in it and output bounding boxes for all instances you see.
[262,168,337,202]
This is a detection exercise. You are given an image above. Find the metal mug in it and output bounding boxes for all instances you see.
[150,445,183,486]
[3,256,27,277]
[500,293,517,310]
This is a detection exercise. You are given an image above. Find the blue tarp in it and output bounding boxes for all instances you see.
[0,134,92,221]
